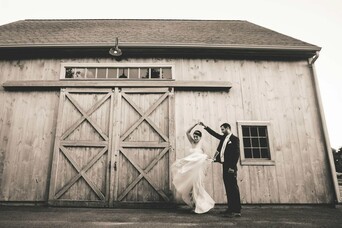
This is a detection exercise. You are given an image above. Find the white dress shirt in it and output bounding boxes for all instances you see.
[220,133,232,162]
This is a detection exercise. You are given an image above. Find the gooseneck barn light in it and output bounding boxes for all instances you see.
[109,37,122,57]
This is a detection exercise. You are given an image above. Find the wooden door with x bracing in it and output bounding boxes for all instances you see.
[113,87,174,204]
[49,88,114,207]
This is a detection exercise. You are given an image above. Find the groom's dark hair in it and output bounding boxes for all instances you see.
[220,123,231,130]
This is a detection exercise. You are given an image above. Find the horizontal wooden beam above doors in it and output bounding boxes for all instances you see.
[2,80,232,90]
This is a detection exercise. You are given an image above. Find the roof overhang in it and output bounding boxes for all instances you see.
[0,43,321,60]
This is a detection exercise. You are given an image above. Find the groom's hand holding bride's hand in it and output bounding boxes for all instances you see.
[198,122,206,128]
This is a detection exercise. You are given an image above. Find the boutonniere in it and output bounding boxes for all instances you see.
[228,141,232,144]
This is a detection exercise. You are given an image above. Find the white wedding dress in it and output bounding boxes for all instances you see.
[171,145,215,214]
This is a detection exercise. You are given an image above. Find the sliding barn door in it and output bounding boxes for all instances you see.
[49,88,114,207]
[114,88,174,203]
[49,87,175,207]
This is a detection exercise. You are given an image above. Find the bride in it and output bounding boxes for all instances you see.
[171,123,215,214]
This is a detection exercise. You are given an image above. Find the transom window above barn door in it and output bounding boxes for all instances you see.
[60,64,173,80]
[237,121,275,166]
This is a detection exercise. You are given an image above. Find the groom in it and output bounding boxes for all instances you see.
[199,122,241,217]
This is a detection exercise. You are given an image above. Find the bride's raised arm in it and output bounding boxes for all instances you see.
[186,123,198,144]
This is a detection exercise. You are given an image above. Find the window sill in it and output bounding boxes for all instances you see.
[60,78,176,81]
[240,159,275,166]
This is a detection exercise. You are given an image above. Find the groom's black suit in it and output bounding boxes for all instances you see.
[204,126,241,213]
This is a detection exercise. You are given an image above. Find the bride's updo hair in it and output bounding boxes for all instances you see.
[193,130,202,137]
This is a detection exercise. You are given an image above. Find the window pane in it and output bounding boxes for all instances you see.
[129,68,139,79]
[108,68,117,78]
[63,66,172,80]
[141,68,149,79]
[74,68,86,78]
[150,68,160,78]
[244,148,252,158]
[86,68,96,78]
[241,124,271,161]
[242,126,250,136]
[258,126,267,137]
[65,68,75,78]
[260,138,268,147]
[243,138,251,147]
[252,149,260,158]
[250,127,258,136]
[97,68,106,78]
[252,138,259,147]
[261,149,269,158]
[162,68,172,79]
[118,68,128,78]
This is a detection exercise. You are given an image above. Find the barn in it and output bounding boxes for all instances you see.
[0,19,339,207]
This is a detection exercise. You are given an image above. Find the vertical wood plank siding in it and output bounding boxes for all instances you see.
[0,59,59,201]
[174,59,333,204]
[0,58,334,204]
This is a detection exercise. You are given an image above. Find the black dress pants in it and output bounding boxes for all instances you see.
[222,165,241,213]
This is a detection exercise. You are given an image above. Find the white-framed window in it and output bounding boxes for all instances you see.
[60,63,174,80]
[237,121,275,166]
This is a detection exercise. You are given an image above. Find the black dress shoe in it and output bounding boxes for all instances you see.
[226,212,241,218]
[219,209,232,214]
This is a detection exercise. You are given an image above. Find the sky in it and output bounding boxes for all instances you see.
[0,0,341,149]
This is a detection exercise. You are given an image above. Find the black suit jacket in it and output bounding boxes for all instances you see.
[204,126,240,171]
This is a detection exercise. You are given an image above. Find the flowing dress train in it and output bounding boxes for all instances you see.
[171,147,215,214]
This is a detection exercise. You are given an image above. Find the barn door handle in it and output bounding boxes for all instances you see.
[109,161,117,171]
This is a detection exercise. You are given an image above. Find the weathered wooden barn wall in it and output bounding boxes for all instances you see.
[0,59,59,201]
[174,59,334,204]
[0,57,334,204]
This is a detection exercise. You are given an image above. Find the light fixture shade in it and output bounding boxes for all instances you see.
[109,37,122,57]
[109,47,122,57]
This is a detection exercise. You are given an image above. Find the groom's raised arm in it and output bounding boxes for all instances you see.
[200,123,223,140]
